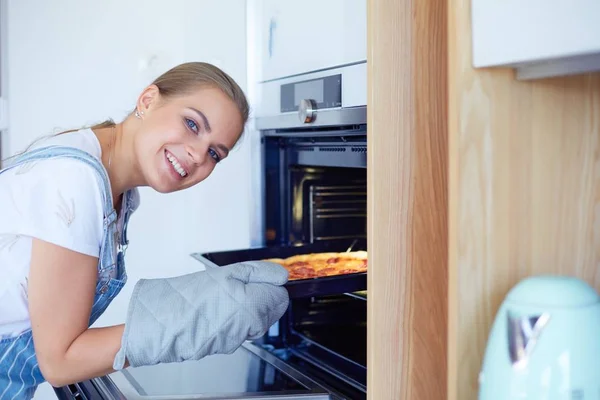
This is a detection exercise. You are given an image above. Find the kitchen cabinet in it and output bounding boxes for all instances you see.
[471,0,600,80]
[256,0,366,82]
[369,0,600,399]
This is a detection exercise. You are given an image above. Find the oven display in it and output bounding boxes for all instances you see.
[281,74,342,113]
[295,79,324,105]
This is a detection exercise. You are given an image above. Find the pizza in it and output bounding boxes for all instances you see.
[264,251,368,281]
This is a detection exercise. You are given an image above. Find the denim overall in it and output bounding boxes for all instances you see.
[0,145,136,399]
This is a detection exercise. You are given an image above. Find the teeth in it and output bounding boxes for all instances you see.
[166,152,187,177]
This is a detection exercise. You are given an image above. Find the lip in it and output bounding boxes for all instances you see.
[164,150,189,180]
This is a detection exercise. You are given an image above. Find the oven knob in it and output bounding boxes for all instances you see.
[299,99,317,123]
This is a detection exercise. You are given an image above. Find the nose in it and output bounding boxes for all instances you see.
[186,143,207,165]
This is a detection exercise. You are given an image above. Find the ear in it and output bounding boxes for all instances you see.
[136,84,161,115]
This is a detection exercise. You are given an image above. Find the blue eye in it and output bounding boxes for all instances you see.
[185,118,199,133]
[208,148,221,163]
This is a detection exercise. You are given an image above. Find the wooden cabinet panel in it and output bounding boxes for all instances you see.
[448,0,600,398]
[369,0,600,399]
[367,0,447,399]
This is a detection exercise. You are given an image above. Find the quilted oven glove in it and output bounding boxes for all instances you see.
[112,261,289,370]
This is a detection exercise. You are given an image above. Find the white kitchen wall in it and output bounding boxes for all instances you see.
[0,0,7,145]
[3,0,256,398]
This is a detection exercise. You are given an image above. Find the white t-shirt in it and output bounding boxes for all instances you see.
[0,128,137,339]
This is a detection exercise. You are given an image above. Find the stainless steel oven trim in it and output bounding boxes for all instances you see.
[93,374,126,400]
[90,342,333,400]
[258,61,366,85]
[262,129,366,138]
[255,107,366,131]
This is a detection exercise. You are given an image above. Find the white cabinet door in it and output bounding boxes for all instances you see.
[258,0,366,82]
[472,0,600,80]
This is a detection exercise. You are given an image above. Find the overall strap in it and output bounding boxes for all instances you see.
[4,145,120,269]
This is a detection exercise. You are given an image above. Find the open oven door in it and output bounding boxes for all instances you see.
[55,342,336,400]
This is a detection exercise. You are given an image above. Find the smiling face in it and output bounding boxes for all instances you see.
[132,84,244,193]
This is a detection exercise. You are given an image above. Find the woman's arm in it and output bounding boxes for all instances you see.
[28,238,127,387]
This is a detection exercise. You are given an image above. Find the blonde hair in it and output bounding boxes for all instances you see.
[153,62,249,126]
[95,62,249,130]
[4,62,249,163]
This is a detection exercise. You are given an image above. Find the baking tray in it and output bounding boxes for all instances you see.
[190,238,367,299]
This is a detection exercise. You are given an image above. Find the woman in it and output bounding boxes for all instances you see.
[0,62,289,399]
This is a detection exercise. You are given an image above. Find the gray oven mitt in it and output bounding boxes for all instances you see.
[112,261,289,370]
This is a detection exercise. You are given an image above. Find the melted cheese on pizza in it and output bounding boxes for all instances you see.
[264,251,368,280]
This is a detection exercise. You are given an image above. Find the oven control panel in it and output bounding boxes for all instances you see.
[280,74,342,114]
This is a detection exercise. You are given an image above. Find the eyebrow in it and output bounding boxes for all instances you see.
[217,144,230,157]
[189,107,212,133]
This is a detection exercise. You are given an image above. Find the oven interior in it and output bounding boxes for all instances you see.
[264,124,367,247]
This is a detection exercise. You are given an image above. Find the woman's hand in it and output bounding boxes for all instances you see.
[113,261,290,369]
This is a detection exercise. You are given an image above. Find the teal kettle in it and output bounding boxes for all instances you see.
[479,275,600,399]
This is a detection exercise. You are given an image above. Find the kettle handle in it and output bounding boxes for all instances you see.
[507,312,550,367]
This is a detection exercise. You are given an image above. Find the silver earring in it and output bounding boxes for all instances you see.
[135,110,140,119]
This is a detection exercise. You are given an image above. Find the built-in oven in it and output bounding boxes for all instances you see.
[55,64,367,400]
[198,104,367,399]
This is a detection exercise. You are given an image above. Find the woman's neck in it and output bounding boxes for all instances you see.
[93,118,144,209]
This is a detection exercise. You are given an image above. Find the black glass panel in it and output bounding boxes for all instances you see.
[117,346,309,396]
